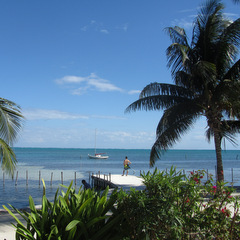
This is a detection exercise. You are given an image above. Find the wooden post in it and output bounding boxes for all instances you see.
[15,171,18,186]
[231,168,234,186]
[109,173,111,182]
[50,172,53,186]
[61,172,63,184]
[39,171,41,186]
[26,170,28,186]
[3,172,5,186]
[207,169,209,181]
[97,172,99,186]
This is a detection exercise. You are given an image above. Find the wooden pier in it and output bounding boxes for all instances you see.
[91,172,117,189]
[91,172,145,191]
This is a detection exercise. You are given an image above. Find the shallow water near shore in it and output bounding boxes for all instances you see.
[0,148,240,209]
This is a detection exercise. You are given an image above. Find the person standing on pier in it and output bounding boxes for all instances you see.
[122,156,131,176]
[82,179,91,190]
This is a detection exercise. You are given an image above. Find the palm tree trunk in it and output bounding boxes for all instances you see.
[213,130,224,182]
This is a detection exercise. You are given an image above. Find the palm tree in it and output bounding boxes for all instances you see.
[126,0,240,182]
[0,98,24,176]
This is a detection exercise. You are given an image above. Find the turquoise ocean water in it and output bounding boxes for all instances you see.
[0,148,240,209]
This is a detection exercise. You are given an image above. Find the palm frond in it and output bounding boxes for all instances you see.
[0,138,17,177]
[139,82,194,99]
[220,18,240,49]
[205,120,240,145]
[221,120,240,134]
[149,102,202,166]
[186,61,216,93]
[192,0,224,65]
[166,43,190,76]
[214,78,240,118]
[156,101,203,136]
[164,26,189,47]
[125,83,195,113]
[126,95,188,113]
[216,18,240,75]
[224,58,240,81]
[193,0,224,42]
[0,98,24,144]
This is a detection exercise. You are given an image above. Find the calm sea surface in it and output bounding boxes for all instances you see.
[0,148,240,209]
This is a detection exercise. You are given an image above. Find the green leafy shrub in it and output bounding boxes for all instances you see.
[3,181,122,240]
[117,167,240,239]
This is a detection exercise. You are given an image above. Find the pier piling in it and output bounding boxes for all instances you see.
[15,171,18,186]
[50,172,53,186]
[39,171,41,186]
[26,170,28,186]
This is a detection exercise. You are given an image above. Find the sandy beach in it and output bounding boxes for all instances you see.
[0,211,25,240]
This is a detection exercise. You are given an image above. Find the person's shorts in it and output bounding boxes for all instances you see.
[124,164,130,170]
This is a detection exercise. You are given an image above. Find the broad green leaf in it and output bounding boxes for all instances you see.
[91,214,122,240]
[3,205,26,228]
[65,219,81,231]
[28,196,37,213]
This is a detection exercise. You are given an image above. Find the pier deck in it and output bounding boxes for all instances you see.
[91,174,145,191]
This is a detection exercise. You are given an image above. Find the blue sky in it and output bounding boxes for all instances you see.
[1,0,240,150]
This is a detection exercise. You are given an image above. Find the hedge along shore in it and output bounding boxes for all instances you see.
[0,174,144,240]
[1,174,240,240]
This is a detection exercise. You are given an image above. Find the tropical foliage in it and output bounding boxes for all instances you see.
[117,168,240,239]
[126,0,240,182]
[0,98,23,176]
[4,181,122,240]
[4,172,240,239]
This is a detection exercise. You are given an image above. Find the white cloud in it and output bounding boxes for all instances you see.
[23,108,126,121]
[55,73,123,94]
[81,20,128,34]
[128,90,141,95]
[55,75,86,84]
[171,18,193,30]
[122,23,128,32]
[17,127,155,149]
[100,29,109,34]
[90,115,126,120]
[88,76,122,92]
[71,87,89,96]
[23,109,89,120]
[81,26,87,31]
[116,23,128,32]
[81,20,110,34]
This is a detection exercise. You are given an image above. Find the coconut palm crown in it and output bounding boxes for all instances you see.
[126,0,240,182]
[0,98,24,176]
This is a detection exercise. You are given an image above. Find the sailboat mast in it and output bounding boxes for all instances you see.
[94,128,97,155]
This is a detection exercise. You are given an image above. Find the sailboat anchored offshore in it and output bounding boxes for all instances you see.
[88,129,109,159]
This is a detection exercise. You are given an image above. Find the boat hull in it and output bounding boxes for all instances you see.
[88,154,109,159]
